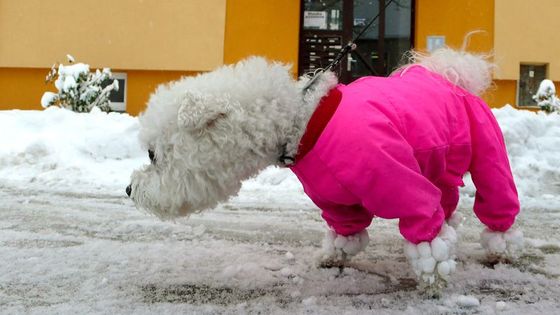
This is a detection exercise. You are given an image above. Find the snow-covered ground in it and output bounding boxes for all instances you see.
[1,106,560,314]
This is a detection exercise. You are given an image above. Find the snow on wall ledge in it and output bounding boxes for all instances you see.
[0,105,559,200]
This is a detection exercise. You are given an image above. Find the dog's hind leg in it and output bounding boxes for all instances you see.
[480,227,524,262]
[316,228,369,268]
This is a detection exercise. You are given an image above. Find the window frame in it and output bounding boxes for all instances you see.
[517,63,548,108]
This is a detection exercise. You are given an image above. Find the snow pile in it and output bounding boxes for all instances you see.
[241,165,302,190]
[491,105,560,198]
[0,107,146,194]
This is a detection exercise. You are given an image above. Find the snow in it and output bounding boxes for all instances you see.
[431,238,449,261]
[537,79,556,95]
[480,227,524,258]
[456,295,480,307]
[489,106,560,198]
[417,242,431,257]
[53,63,89,92]
[0,106,145,194]
[1,106,560,314]
[59,63,90,80]
[40,91,58,108]
[532,79,560,113]
[62,74,77,92]
[436,261,450,276]
[496,301,508,311]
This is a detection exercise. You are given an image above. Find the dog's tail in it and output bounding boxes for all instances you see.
[405,31,494,96]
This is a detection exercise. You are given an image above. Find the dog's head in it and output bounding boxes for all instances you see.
[127,57,304,219]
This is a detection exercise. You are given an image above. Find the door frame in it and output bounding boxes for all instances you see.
[298,0,415,83]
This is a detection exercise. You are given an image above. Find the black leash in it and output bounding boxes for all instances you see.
[302,0,395,91]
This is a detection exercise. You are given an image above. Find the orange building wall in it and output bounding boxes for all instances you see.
[124,71,195,116]
[415,0,516,108]
[224,0,300,73]
[1,0,226,72]
[0,68,49,111]
[0,0,301,115]
[415,0,494,52]
[489,80,518,107]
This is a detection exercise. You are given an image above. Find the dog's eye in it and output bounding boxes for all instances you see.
[148,150,155,163]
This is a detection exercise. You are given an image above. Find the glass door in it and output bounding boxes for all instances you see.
[350,0,383,79]
[349,0,413,81]
[299,0,414,83]
[299,0,346,77]
[383,0,413,75]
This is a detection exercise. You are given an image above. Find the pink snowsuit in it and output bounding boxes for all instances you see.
[290,66,520,244]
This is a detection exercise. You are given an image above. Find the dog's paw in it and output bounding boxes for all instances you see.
[480,227,524,262]
[316,229,369,268]
[404,223,457,293]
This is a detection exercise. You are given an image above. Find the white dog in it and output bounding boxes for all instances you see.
[128,48,523,291]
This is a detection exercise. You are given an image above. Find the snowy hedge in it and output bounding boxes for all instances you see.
[41,56,119,113]
[532,79,560,113]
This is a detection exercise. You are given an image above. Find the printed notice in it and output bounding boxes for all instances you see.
[304,11,327,30]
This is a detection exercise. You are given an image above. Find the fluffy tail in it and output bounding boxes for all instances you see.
[405,33,494,96]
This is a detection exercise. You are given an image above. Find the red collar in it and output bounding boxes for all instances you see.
[294,87,342,163]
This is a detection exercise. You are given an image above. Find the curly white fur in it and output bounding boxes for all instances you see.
[401,48,494,97]
[129,57,337,218]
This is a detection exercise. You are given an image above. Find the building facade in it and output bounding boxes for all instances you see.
[0,0,558,115]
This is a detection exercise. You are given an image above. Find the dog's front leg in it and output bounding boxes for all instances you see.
[316,228,369,268]
[480,227,524,262]
[403,222,458,294]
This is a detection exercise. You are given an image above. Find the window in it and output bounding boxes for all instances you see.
[102,72,127,112]
[518,64,547,107]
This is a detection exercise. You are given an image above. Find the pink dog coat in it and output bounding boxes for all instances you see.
[290,66,520,244]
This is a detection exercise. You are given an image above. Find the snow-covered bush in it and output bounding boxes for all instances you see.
[532,79,560,113]
[41,55,119,113]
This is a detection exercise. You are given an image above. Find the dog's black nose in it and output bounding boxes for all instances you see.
[126,185,132,197]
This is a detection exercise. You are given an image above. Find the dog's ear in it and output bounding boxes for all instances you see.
[177,92,230,131]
